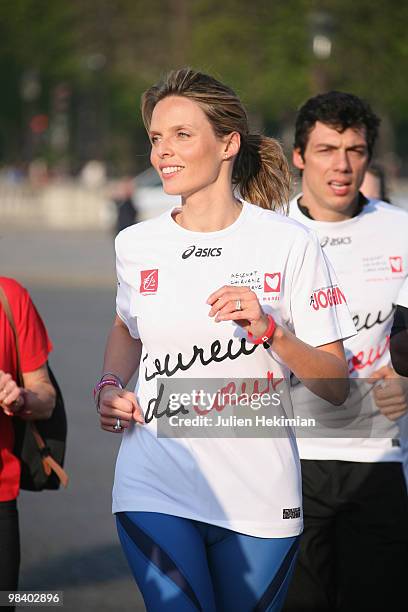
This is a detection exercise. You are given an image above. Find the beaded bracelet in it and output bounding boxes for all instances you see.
[94,378,123,412]
[100,372,125,388]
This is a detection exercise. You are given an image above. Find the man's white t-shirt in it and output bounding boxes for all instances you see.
[289,196,408,463]
[397,277,408,308]
[113,201,355,537]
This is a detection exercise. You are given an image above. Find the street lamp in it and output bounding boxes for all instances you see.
[308,11,335,92]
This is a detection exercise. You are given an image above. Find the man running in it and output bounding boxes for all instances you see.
[284,91,408,612]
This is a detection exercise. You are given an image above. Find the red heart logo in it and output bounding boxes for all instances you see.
[389,256,403,273]
[264,273,281,292]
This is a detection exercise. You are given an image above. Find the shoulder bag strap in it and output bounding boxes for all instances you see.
[0,285,23,386]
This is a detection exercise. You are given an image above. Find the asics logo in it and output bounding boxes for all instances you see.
[182,245,222,259]
[320,236,352,248]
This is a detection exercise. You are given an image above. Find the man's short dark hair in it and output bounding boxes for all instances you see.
[294,91,381,160]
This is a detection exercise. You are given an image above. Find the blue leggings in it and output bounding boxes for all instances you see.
[116,512,299,612]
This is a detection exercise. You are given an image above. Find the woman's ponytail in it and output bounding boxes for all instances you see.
[233,135,290,213]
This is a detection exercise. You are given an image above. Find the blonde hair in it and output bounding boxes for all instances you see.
[141,68,290,212]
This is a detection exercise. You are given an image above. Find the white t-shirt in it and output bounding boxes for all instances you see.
[289,196,408,462]
[113,201,355,537]
[397,277,408,308]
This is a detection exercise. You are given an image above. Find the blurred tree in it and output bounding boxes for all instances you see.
[191,1,310,124]
[308,0,408,169]
[0,0,79,165]
[0,0,407,173]
[316,0,408,119]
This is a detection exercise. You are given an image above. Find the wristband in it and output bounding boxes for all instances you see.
[247,314,276,347]
[94,378,123,412]
[100,372,124,388]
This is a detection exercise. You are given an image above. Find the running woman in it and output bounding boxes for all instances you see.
[95,69,355,612]
[285,91,408,612]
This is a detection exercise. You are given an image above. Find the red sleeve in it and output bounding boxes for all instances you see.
[4,279,53,373]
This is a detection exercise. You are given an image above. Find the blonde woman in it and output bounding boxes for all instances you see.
[95,69,355,611]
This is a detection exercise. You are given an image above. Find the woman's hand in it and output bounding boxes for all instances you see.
[207,285,270,339]
[98,385,145,433]
[206,286,349,405]
[0,370,25,416]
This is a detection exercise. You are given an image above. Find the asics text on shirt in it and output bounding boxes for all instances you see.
[182,245,223,259]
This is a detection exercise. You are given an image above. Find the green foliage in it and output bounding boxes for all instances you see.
[190,1,311,120]
[0,0,407,169]
[320,0,408,119]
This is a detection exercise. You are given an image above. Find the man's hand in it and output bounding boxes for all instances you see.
[371,364,408,421]
[1,366,56,420]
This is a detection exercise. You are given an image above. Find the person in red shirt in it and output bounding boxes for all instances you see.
[0,277,55,595]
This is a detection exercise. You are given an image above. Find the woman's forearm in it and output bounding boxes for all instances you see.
[209,290,350,406]
[101,317,142,386]
[271,325,349,405]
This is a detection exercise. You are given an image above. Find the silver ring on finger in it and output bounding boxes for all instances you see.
[113,417,123,431]
[235,299,242,311]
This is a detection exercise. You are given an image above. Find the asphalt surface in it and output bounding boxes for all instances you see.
[1,227,145,611]
[2,198,408,611]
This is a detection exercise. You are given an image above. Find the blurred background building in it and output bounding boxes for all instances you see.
[1,4,407,610]
[1,0,407,226]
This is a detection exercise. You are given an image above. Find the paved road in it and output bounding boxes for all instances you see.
[3,200,408,610]
[1,228,145,611]
[1,227,116,288]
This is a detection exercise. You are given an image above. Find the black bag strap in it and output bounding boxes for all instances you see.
[0,284,68,488]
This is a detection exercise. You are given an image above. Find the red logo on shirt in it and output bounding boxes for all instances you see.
[389,256,403,273]
[264,273,281,293]
[310,286,346,311]
[140,269,158,294]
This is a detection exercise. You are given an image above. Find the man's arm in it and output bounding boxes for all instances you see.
[0,364,56,420]
[390,305,408,377]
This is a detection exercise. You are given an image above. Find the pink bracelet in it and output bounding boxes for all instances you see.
[100,372,124,388]
[94,378,123,412]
